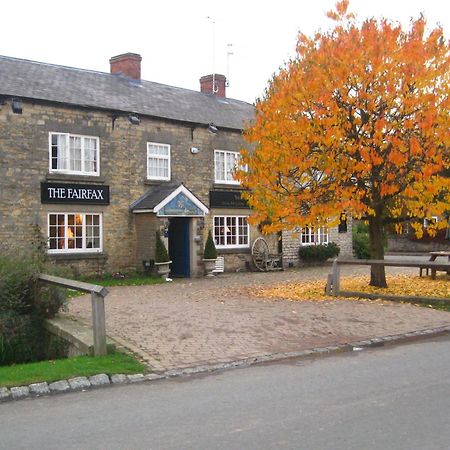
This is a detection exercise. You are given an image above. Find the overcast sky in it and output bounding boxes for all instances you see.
[1,0,448,103]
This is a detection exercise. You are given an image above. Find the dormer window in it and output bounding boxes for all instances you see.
[49,133,99,176]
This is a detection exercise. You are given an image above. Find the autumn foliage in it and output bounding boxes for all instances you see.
[239,1,450,287]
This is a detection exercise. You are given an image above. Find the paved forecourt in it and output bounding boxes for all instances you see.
[68,262,450,372]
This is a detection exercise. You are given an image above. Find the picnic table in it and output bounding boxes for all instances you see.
[420,251,450,277]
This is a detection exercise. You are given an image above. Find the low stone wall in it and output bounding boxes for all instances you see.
[388,235,450,253]
[44,316,116,357]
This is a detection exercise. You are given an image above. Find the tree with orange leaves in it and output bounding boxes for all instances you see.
[239,1,449,287]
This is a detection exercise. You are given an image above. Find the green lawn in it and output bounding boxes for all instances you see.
[66,272,164,297]
[0,352,146,388]
[79,272,164,287]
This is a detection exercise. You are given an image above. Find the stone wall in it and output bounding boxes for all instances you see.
[282,219,353,267]
[388,234,450,253]
[0,100,248,275]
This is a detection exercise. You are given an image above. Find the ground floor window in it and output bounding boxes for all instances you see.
[48,213,102,253]
[301,227,329,245]
[213,216,249,249]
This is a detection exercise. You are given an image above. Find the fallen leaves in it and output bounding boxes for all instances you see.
[252,274,449,303]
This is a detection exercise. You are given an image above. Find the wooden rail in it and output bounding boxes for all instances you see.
[38,274,108,356]
[326,258,450,304]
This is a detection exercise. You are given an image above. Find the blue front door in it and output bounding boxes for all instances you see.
[168,218,190,277]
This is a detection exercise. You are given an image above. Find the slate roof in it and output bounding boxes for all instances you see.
[130,182,182,211]
[0,55,254,130]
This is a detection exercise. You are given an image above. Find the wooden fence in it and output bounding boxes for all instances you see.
[326,259,450,304]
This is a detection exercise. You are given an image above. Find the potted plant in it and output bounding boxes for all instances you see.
[203,230,218,277]
[154,231,171,280]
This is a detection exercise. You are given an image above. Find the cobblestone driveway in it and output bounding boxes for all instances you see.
[68,264,450,371]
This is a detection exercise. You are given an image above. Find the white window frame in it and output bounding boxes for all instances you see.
[301,227,329,245]
[49,132,100,176]
[423,216,439,228]
[214,149,245,185]
[213,215,250,249]
[47,213,103,254]
[147,142,171,181]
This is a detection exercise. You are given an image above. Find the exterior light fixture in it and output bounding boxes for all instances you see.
[208,122,218,134]
[11,98,22,114]
[128,113,140,125]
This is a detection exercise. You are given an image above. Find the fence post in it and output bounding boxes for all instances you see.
[332,259,340,296]
[91,292,107,356]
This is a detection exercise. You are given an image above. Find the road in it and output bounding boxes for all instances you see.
[1,337,450,450]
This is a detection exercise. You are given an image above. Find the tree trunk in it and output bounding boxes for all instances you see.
[368,215,387,288]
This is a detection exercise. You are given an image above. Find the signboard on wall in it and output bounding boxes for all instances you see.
[41,182,110,205]
[209,190,248,209]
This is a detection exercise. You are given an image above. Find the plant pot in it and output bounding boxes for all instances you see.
[155,261,172,280]
[203,258,217,277]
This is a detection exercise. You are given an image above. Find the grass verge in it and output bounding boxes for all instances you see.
[66,272,164,297]
[0,352,146,388]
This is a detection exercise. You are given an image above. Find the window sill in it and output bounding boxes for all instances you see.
[143,179,172,186]
[46,173,106,184]
[48,252,107,261]
[217,248,251,255]
[213,183,244,190]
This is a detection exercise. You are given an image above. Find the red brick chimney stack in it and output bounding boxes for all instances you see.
[200,74,227,98]
[110,53,142,80]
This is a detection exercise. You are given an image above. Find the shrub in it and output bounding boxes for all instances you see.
[0,227,67,365]
[155,232,170,263]
[0,312,44,365]
[352,221,387,259]
[353,231,371,259]
[203,230,218,260]
[298,242,340,263]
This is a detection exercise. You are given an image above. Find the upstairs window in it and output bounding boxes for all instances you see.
[147,142,171,181]
[49,133,99,175]
[214,150,245,184]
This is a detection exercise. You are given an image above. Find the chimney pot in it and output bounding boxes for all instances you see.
[110,53,142,81]
[200,74,227,98]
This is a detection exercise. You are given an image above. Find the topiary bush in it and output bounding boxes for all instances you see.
[155,232,170,263]
[298,242,340,263]
[203,230,218,260]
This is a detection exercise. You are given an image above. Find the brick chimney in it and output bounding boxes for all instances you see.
[110,53,142,80]
[200,74,227,98]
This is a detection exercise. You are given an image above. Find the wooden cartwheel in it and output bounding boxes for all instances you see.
[251,237,283,271]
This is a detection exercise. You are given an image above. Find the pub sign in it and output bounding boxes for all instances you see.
[41,182,110,205]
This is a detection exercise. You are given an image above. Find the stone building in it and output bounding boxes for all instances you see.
[0,53,352,277]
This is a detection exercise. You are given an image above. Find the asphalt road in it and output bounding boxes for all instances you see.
[1,337,450,450]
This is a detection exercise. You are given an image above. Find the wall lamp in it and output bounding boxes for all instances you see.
[11,98,22,114]
[208,122,218,134]
[128,113,140,125]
